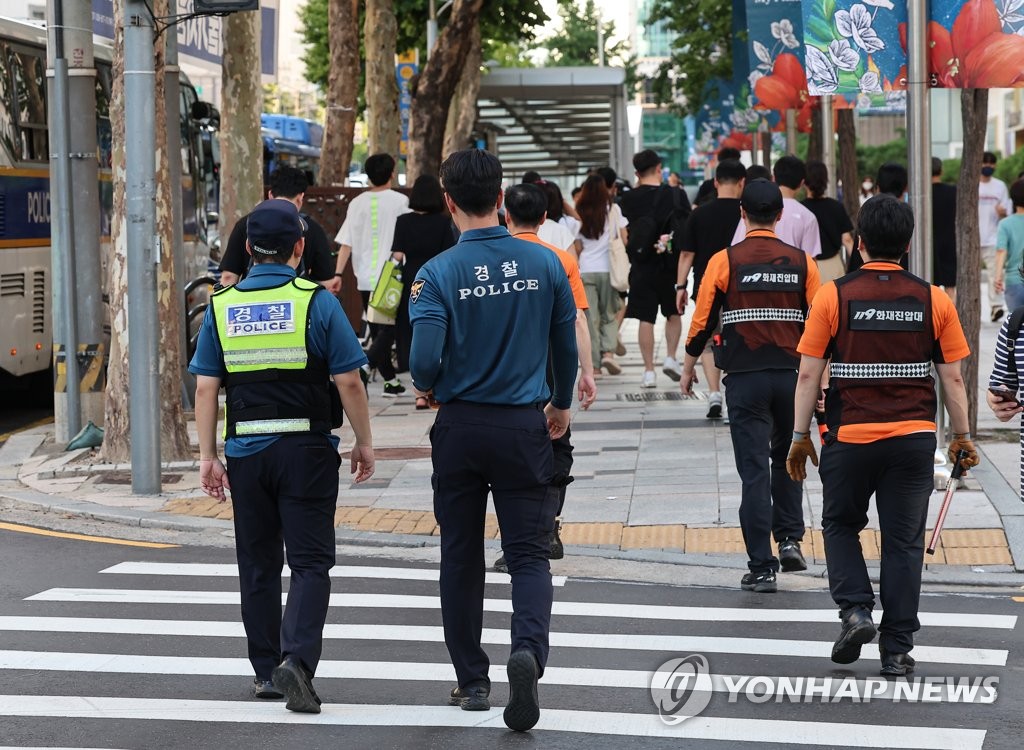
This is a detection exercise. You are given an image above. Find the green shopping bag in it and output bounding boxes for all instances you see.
[369,258,404,319]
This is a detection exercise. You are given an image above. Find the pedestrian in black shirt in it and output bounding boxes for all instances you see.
[218,166,338,292]
[802,160,854,284]
[932,156,958,302]
[676,158,745,418]
[390,175,458,384]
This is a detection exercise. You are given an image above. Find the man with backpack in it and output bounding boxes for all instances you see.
[620,149,691,388]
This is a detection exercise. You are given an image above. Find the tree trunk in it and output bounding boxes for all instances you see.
[407,0,485,181]
[220,11,263,235]
[443,22,482,158]
[836,108,859,224]
[321,0,359,185]
[102,0,129,461]
[153,0,191,460]
[365,0,400,158]
[957,88,987,436]
[806,104,822,164]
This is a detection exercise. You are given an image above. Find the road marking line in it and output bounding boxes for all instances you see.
[0,695,986,748]
[25,589,1017,629]
[0,618,1004,667]
[1013,597,1024,603]
[0,650,1000,703]
[0,523,178,549]
[99,562,567,587]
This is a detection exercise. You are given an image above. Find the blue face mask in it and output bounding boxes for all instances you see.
[982,166,996,177]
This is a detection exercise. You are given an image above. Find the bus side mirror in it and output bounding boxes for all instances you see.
[191,101,221,129]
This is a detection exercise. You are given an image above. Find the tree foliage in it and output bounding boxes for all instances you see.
[538,0,629,67]
[647,0,734,114]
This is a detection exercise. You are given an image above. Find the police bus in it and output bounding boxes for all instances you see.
[0,15,219,386]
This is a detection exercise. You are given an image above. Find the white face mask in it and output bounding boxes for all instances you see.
[862,181,873,192]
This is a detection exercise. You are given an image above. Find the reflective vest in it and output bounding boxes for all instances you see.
[210,276,340,438]
[717,236,808,373]
[826,268,936,430]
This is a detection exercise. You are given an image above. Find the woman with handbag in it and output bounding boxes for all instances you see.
[575,174,629,375]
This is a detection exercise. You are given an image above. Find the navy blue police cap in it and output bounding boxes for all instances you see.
[247,199,307,255]
[740,178,784,214]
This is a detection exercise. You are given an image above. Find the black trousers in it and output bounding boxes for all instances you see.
[724,370,805,573]
[226,434,340,681]
[430,401,559,689]
[359,290,396,380]
[551,425,574,515]
[819,433,935,653]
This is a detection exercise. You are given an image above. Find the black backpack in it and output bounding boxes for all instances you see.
[625,186,688,263]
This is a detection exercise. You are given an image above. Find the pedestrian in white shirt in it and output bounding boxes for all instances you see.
[732,156,822,259]
[979,151,1012,322]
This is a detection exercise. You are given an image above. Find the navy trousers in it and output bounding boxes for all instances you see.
[724,370,805,573]
[819,433,935,653]
[430,401,559,689]
[226,433,340,681]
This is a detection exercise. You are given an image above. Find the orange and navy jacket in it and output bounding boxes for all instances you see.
[685,229,820,372]
[797,261,970,444]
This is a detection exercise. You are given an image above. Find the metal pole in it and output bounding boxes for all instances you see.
[821,95,836,197]
[427,0,437,60]
[597,8,605,67]
[125,0,161,494]
[785,109,797,154]
[47,0,81,441]
[907,0,931,282]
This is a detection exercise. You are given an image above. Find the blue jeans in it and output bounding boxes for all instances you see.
[1004,283,1024,311]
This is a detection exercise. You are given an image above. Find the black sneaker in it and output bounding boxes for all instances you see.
[778,538,807,572]
[706,397,723,420]
[493,554,509,574]
[382,380,406,398]
[879,647,916,676]
[992,307,1006,323]
[831,606,876,664]
[740,570,777,593]
[272,655,322,714]
[504,649,541,732]
[252,678,283,699]
[449,684,490,711]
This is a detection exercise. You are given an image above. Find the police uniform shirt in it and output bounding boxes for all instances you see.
[408,226,578,408]
[188,264,367,457]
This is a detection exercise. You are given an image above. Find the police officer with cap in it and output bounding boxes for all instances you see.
[681,178,820,593]
[190,199,375,712]
[409,149,578,732]
[787,194,978,675]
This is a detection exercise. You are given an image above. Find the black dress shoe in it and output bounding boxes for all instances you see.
[449,684,490,711]
[272,655,322,714]
[831,606,876,664]
[778,538,807,572]
[740,570,777,593]
[252,678,283,699]
[503,649,540,732]
[493,555,509,573]
[879,647,916,676]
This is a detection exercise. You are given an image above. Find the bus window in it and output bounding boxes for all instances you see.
[12,49,47,162]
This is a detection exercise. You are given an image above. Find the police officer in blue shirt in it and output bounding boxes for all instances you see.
[409,150,578,732]
[190,199,375,714]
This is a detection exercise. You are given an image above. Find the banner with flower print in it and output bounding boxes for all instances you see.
[802,0,908,99]
[745,0,814,130]
[927,0,1024,87]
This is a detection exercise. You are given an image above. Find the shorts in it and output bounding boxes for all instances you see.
[625,264,677,323]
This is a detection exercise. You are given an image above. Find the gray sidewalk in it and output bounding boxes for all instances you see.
[2,306,1023,581]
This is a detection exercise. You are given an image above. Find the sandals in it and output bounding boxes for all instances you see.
[415,396,429,410]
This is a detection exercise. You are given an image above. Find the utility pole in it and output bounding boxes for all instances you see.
[597,8,605,67]
[821,95,836,197]
[906,0,931,283]
[124,0,162,494]
[427,0,452,60]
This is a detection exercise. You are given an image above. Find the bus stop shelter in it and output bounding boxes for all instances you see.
[476,67,632,183]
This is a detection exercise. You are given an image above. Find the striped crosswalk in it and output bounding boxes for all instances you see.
[0,557,1015,748]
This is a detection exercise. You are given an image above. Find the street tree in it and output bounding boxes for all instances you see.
[958,88,988,435]
[539,0,629,67]
[365,0,400,157]
[220,10,263,231]
[102,0,190,462]
[406,0,485,181]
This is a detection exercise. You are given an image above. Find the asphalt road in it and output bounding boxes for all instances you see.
[0,523,1020,750]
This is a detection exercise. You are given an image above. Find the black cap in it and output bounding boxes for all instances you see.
[246,199,306,255]
[740,178,783,214]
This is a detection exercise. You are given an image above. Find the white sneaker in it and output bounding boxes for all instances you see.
[641,370,657,388]
[662,356,682,382]
[706,391,723,419]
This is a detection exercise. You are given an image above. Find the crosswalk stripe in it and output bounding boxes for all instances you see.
[0,651,998,704]
[25,589,1017,629]
[98,562,567,587]
[0,618,1005,667]
[0,695,986,748]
